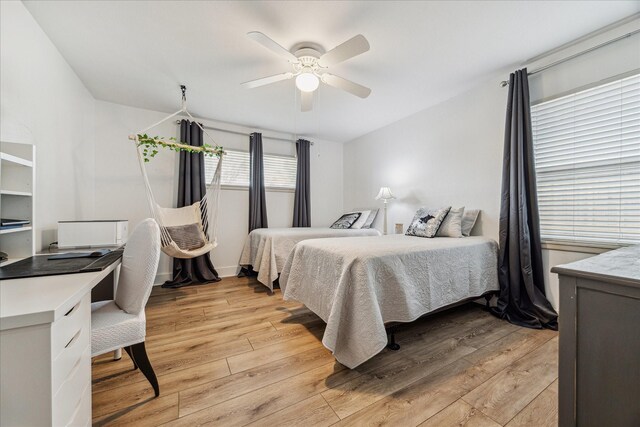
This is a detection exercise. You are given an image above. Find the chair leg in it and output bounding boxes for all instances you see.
[124,346,138,370]
[130,342,160,397]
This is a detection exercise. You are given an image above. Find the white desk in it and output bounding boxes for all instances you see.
[0,257,121,427]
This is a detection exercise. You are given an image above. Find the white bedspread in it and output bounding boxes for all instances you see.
[239,227,381,289]
[279,234,499,368]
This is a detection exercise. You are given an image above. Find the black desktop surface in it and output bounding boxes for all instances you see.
[0,249,123,280]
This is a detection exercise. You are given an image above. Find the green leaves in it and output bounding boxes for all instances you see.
[136,134,225,163]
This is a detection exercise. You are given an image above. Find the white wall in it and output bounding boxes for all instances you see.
[94,101,344,280]
[1,1,96,251]
[344,75,507,240]
[343,20,639,312]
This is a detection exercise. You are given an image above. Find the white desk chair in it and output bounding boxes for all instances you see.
[91,218,161,396]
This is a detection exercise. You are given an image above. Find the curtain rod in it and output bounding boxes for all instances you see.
[175,120,314,145]
[500,29,640,87]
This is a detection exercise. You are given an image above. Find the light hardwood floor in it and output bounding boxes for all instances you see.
[91,276,559,426]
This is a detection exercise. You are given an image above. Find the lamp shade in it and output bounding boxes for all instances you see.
[375,187,395,200]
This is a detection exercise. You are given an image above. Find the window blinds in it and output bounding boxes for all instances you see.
[262,152,297,189]
[205,149,297,190]
[531,73,640,246]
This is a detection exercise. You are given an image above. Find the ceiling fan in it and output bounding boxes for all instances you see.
[241,32,371,112]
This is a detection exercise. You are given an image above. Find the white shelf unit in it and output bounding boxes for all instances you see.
[0,140,36,259]
[0,226,33,236]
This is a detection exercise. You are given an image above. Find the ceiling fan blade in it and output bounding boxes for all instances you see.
[321,73,371,98]
[247,31,299,63]
[318,34,370,67]
[301,90,313,112]
[241,72,293,89]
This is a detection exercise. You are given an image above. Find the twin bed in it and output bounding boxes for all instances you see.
[238,209,499,368]
[280,234,498,368]
[239,226,381,290]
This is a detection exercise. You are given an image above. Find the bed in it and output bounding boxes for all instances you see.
[279,234,499,368]
[239,227,381,290]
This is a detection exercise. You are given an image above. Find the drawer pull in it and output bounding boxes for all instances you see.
[64,300,82,317]
[65,329,82,349]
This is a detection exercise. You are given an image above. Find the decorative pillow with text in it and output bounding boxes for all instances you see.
[405,207,451,238]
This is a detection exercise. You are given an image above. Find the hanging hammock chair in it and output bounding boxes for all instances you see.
[129,87,224,259]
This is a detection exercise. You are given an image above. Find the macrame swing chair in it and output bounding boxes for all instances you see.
[128,86,224,259]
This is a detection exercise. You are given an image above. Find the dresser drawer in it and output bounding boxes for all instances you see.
[52,294,90,359]
[53,346,91,426]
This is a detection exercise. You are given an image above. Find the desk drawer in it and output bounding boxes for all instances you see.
[52,294,90,359]
[52,323,89,394]
[53,346,91,426]
[67,384,91,427]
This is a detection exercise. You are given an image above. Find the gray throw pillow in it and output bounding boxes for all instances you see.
[165,223,206,250]
[330,212,362,229]
[406,207,451,238]
[436,206,465,238]
[461,209,480,236]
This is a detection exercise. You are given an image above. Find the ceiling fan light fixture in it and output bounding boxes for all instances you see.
[244,32,372,111]
[295,73,319,92]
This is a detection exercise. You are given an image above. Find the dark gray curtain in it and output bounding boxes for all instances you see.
[491,69,558,330]
[293,139,311,227]
[249,132,268,232]
[162,120,220,288]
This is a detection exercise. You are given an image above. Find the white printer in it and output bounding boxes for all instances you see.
[57,220,128,248]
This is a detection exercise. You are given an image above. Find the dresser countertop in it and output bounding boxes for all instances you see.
[551,245,640,289]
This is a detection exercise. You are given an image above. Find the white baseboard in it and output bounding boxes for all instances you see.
[154,272,172,285]
[217,265,241,278]
[153,265,240,286]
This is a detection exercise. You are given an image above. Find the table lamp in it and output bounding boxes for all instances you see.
[375,187,395,235]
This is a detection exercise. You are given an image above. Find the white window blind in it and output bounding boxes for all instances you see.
[531,73,640,246]
[204,149,297,190]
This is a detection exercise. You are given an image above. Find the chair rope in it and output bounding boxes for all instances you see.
[131,89,224,259]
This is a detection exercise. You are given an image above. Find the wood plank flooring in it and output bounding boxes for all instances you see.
[92,276,559,426]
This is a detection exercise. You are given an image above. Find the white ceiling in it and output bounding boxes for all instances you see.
[24,1,640,142]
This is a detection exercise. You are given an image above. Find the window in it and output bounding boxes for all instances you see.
[204,149,297,191]
[531,73,640,246]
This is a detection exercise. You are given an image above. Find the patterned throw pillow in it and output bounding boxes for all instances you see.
[165,223,206,250]
[406,207,451,238]
[330,212,362,229]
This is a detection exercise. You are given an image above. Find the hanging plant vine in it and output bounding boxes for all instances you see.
[137,134,225,162]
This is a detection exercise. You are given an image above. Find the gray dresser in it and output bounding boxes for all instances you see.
[552,245,640,427]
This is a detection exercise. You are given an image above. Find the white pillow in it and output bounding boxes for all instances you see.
[436,206,464,238]
[461,209,480,236]
[362,209,379,228]
[346,210,371,229]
